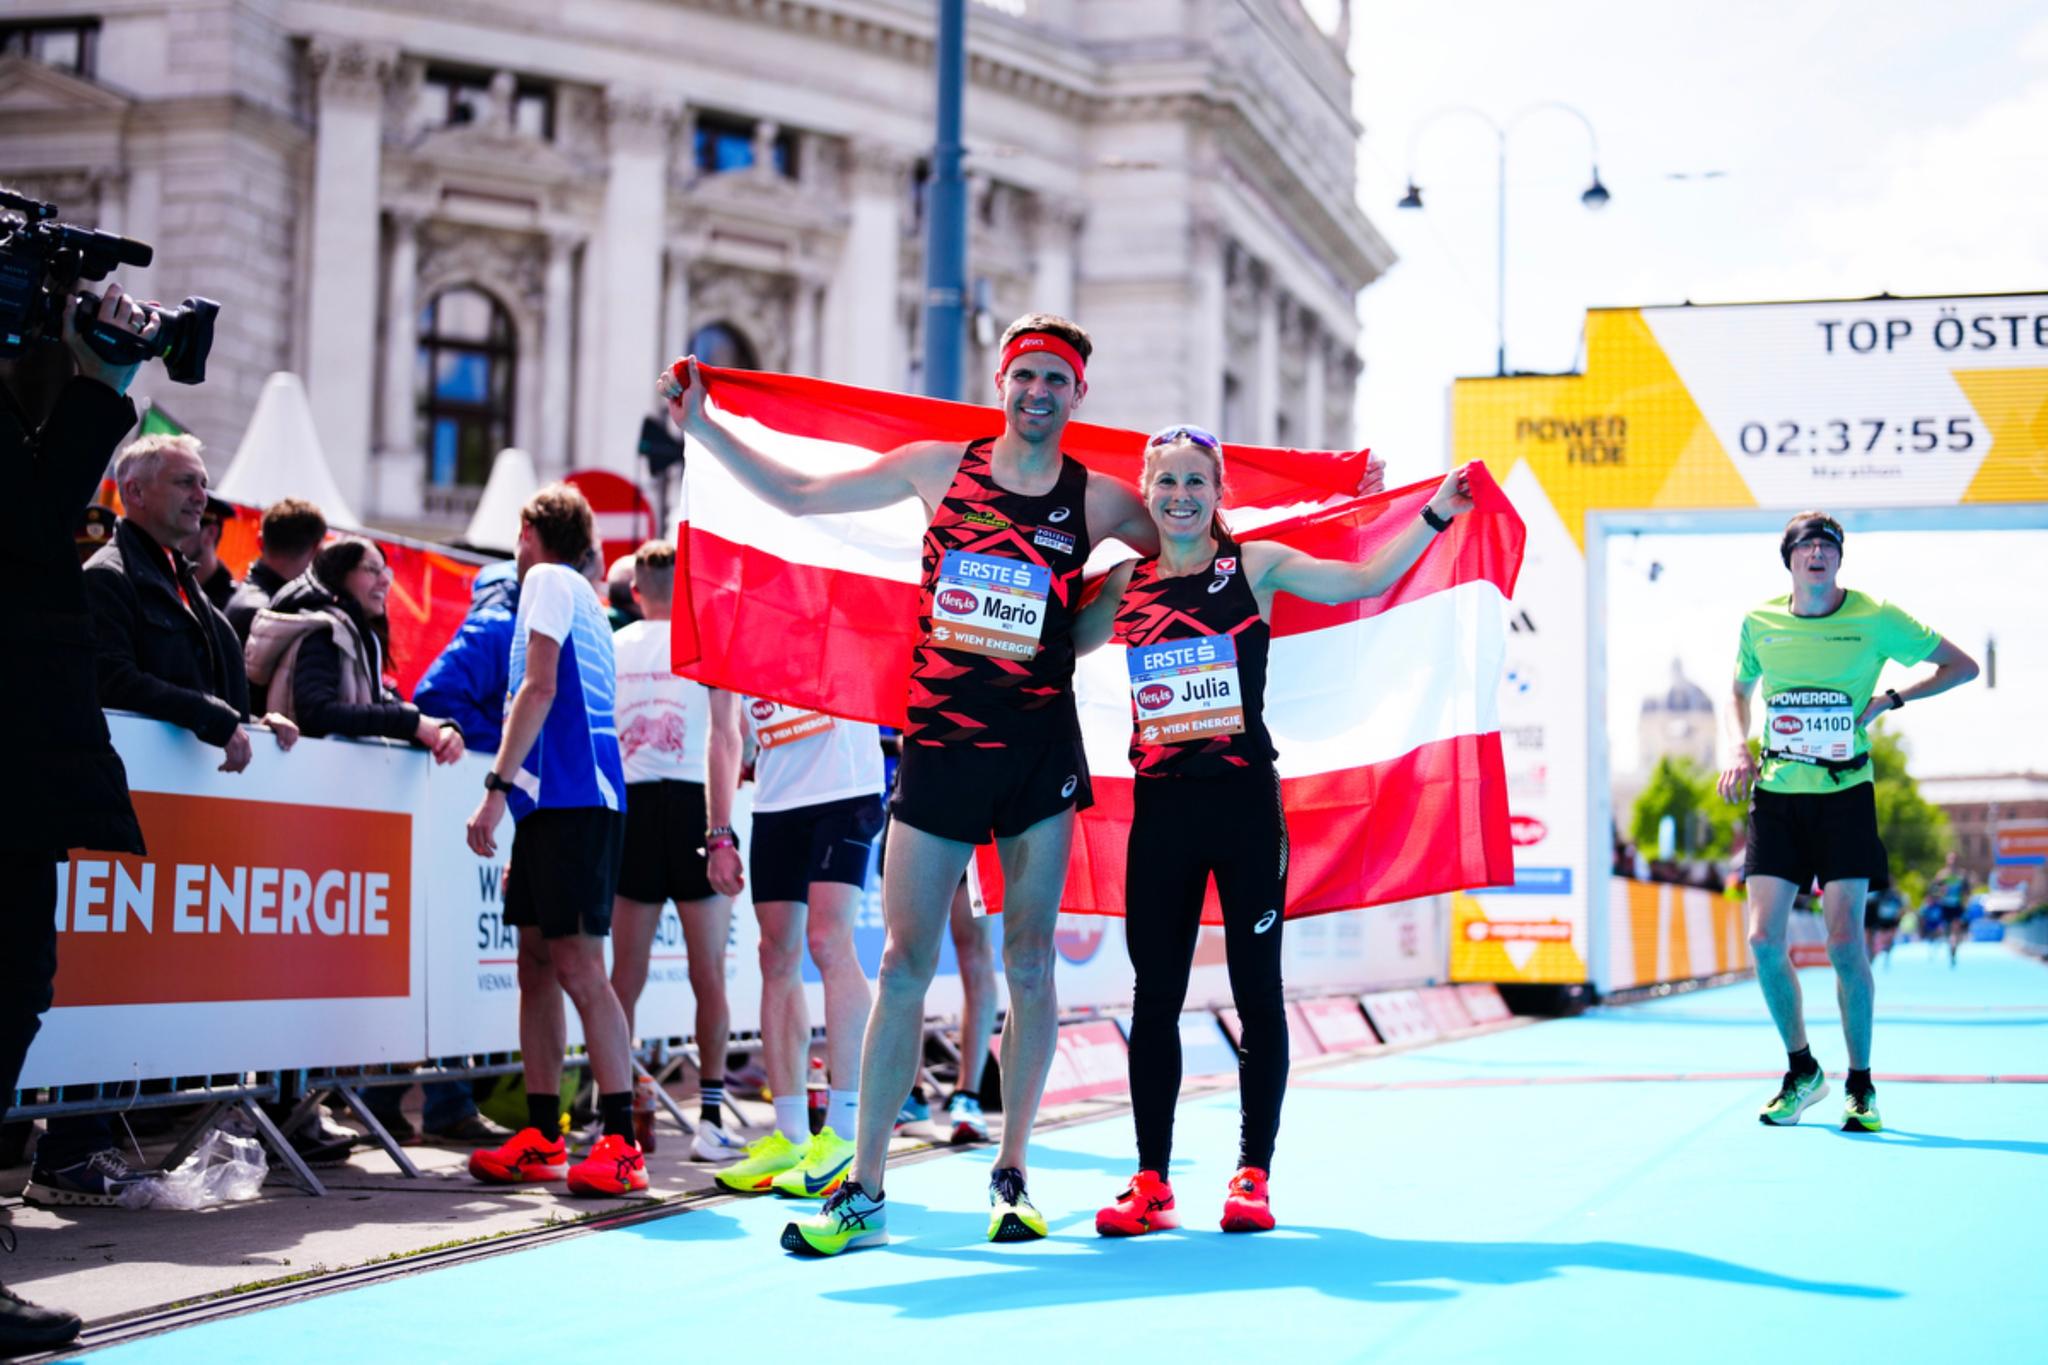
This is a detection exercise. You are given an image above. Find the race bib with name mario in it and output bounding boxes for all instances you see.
[1128,635,1245,744]
[1763,688,1856,762]
[930,550,1050,659]
[751,698,836,751]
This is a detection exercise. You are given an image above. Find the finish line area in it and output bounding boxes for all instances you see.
[81,945,2046,1363]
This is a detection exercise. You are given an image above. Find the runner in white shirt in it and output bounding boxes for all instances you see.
[608,541,746,1161]
[714,698,885,1200]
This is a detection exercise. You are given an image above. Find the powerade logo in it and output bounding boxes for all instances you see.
[749,699,776,721]
[1136,683,1174,711]
[936,588,978,615]
[1484,866,1573,896]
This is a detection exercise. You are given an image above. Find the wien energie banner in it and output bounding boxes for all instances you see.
[1451,292,2048,987]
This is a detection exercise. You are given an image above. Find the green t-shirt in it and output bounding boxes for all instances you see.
[1735,590,1938,794]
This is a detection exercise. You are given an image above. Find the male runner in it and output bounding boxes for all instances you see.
[1929,852,1972,968]
[1717,512,1977,1134]
[664,315,1156,1254]
[465,485,645,1195]
[607,540,746,1158]
[714,697,884,1198]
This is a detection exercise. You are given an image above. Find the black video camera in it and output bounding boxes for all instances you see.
[0,187,219,384]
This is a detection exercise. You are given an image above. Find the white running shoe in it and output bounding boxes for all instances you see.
[691,1119,747,1163]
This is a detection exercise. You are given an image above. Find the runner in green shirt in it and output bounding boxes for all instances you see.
[1717,512,1978,1134]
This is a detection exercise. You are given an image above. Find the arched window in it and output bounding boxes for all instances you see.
[686,321,759,371]
[417,286,516,488]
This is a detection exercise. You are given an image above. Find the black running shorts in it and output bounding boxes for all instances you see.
[889,737,1092,845]
[1742,782,1889,892]
[749,794,885,904]
[504,807,625,939]
[617,780,716,905]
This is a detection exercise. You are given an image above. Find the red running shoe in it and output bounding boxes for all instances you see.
[567,1134,649,1197]
[1220,1166,1274,1233]
[1095,1169,1179,1237]
[468,1127,569,1185]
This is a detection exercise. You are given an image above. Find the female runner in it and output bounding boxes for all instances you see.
[1075,425,1472,1234]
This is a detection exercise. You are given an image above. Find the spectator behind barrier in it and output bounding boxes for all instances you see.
[225,495,326,644]
[605,553,640,630]
[243,536,464,762]
[83,433,297,774]
[414,561,519,753]
[187,493,235,612]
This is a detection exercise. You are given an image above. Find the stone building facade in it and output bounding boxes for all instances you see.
[2,0,1389,536]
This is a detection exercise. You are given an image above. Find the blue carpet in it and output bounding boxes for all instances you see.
[91,944,2047,1362]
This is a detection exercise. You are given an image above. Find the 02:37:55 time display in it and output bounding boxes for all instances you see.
[1737,416,1976,456]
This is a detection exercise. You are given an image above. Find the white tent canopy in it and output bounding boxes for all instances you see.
[214,371,360,527]
[462,446,539,553]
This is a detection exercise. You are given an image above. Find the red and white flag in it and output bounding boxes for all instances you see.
[673,366,1524,921]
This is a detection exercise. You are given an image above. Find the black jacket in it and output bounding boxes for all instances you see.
[84,518,250,748]
[0,375,144,856]
[225,558,288,645]
[264,575,421,742]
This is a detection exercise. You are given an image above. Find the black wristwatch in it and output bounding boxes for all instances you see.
[1885,688,1904,711]
[1420,504,1452,533]
[483,771,517,794]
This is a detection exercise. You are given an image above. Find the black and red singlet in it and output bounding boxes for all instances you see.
[1111,533,1277,778]
[904,438,1092,747]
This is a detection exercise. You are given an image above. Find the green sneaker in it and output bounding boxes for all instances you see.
[1759,1068,1829,1126]
[714,1130,804,1193]
[988,1165,1048,1242]
[771,1127,856,1199]
[1842,1089,1883,1133]
[781,1180,887,1256]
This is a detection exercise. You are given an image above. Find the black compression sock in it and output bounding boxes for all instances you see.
[527,1092,561,1139]
[1846,1068,1874,1098]
[597,1091,635,1142]
[1787,1046,1818,1077]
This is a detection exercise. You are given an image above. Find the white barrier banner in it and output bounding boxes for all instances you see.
[23,715,430,1088]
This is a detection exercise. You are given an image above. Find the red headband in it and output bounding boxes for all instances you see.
[997,331,1086,384]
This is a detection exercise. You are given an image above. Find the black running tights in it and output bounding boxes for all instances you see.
[1123,766,1288,1173]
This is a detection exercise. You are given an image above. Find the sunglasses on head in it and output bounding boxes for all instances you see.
[1147,424,1221,452]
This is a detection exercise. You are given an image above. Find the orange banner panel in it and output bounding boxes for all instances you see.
[58,792,413,1006]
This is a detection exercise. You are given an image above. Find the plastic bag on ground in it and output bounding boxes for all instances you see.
[116,1129,268,1209]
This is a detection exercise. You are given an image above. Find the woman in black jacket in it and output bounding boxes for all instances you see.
[246,536,464,762]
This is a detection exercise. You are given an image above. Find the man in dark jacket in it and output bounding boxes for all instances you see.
[0,283,154,1354]
[83,433,297,773]
[414,558,520,753]
[225,496,326,644]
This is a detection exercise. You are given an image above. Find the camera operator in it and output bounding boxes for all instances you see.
[0,282,155,1354]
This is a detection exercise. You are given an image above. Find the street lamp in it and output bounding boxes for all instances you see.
[1397,102,1610,377]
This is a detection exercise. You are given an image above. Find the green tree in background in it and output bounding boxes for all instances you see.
[1869,725,1950,906]
[1629,755,1739,861]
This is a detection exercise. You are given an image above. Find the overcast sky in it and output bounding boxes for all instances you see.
[1338,1,2048,776]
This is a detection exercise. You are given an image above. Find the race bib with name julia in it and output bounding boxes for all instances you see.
[1128,635,1245,744]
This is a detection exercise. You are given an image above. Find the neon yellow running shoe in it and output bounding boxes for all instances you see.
[988,1165,1048,1242]
[1758,1068,1829,1126]
[771,1127,857,1199]
[781,1181,886,1256]
[714,1130,804,1193]
[1841,1089,1883,1133]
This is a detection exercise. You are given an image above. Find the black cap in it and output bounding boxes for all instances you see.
[202,494,235,523]
[75,503,118,561]
[1780,514,1844,567]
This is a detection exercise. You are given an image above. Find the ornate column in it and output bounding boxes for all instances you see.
[1188,210,1227,435]
[305,37,396,515]
[1030,195,1084,322]
[1253,263,1281,445]
[823,140,908,387]
[378,211,419,459]
[1302,324,1328,451]
[541,229,581,475]
[791,271,826,376]
[593,86,675,476]
[664,244,694,365]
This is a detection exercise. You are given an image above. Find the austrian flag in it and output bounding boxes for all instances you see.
[673,365,1525,922]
